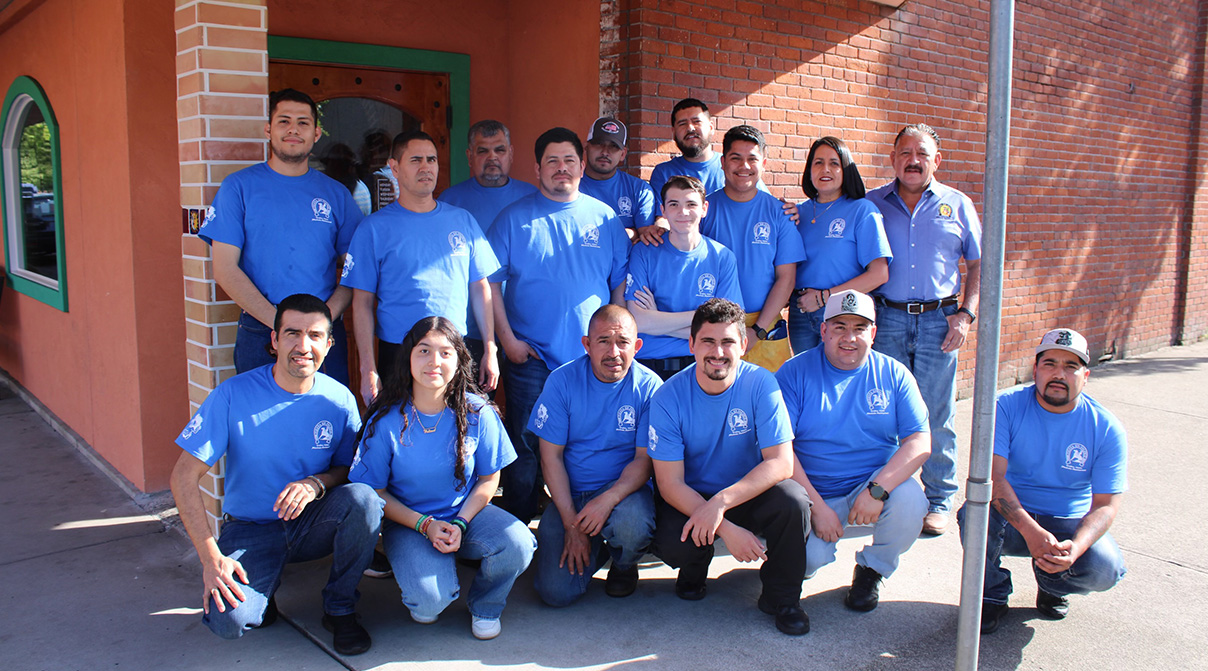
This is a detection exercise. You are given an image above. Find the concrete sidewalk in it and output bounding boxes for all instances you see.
[1,341,1206,670]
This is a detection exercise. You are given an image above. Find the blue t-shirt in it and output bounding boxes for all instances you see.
[349,395,515,519]
[438,177,539,340]
[994,385,1128,518]
[648,361,794,497]
[580,172,657,230]
[175,365,361,523]
[438,177,539,234]
[648,155,770,201]
[795,196,893,290]
[866,179,982,302]
[776,347,929,499]
[200,163,363,305]
[702,191,807,312]
[625,236,743,359]
[341,201,499,343]
[487,193,630,368]
[527,357,663,493]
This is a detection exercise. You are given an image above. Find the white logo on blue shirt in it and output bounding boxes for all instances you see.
[752,222,771,245]
[617,405,636,432]
[648,425,658,450]
[625,273,634,293]
[866,389,890,415]
[826,217,847,239]
[201,206,216,230]
[727,409,750,436]
[535,403,549,429]
[618,196,633,216]
[341,253,354,280]
[697,273,716,298]
[181,413,204,440]
[448,231,469,256]
[1062,443,1089,472]
[311,198,333,223]
[464,435,479,455]
[313,420,334,449]
[582,225,601,248]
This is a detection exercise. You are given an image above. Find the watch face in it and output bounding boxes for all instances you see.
[869,483,887,501]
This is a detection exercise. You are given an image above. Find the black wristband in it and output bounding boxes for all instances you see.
[958,307,977,323]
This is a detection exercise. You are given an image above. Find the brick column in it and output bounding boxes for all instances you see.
[175,0,268,536]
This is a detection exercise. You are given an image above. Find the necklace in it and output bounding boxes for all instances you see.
[411,404,445,434]
[811,198,838,225]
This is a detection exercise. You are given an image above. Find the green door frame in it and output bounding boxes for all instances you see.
[267,36,470,184]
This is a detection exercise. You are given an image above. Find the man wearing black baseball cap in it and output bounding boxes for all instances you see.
[579,116,657,237]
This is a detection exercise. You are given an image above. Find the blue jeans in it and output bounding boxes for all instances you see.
[805,477,928,579]
[788,305,824,356]
[499,356,552,522]
[534,482,655,607]
[234,312,350,386]
[202,483,384,639]
[382,505,535,620]
[957,503,1127,605]
[872,303,959,514]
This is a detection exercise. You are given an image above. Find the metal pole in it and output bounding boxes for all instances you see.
[955,0,1014,669]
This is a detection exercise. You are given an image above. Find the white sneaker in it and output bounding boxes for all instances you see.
[471,615,501,640]
[410,610,438,624]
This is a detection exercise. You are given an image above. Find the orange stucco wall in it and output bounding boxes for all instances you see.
[266,0,603,181]
[0,0,184,491]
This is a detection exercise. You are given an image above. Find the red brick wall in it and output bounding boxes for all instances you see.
[618,0,1208,392]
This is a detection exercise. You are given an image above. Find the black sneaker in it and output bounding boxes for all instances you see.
[845,564,883,612]
[605,564,639,598]
[981,602,1009,635]
[758,595,810,635]
[674,568,708,601]
[254,596,278,628]
[363,549,393,579]
[322,612,372,656]
[1036,589,1069,620]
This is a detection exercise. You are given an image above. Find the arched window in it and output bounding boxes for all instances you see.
[2,76,66,310]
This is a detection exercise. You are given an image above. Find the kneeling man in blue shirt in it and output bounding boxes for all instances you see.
[776,290,930,613]
[961,328,1127,634]
[648,298,812,635]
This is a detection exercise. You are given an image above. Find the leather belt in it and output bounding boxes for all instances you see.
[876,295,958,315]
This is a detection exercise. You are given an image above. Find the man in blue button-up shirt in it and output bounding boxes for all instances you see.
[866,123,982,536]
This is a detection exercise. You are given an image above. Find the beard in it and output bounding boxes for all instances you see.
[675,135,707,159]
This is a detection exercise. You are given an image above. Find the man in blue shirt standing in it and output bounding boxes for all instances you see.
[867,123,982,536]
[578,117,656,236]
[169,294,384,656]
[531,305,662,605]
[344,130,500,404]
[200,89,363,384]
[648,298,812,636]
[488,127,630,523]
[776,290,931,613]
[961,328,1127,634]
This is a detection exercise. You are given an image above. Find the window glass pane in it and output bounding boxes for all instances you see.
[18,105,57,280]
[310,97,420,212]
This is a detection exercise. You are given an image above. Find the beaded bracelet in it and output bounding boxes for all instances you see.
[415,514,431,534]
[419,517,434,537]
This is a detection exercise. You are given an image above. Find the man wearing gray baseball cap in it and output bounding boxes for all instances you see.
[775,290,931,612]
[959,328,1128,634]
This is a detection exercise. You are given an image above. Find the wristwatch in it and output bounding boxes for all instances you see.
[753,324,769,341]
[867,482,890,502]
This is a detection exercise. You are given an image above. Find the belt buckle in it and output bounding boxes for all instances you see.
[907,302,924,315]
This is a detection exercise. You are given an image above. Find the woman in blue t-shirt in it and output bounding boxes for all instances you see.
[790,136,893,354]
[350,316,534,641]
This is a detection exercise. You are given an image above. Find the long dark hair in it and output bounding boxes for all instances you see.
[801,136,866,200]
[359,316,484,490]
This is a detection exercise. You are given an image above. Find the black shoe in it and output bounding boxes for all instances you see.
[981,602,1009,635]
[674,569,707,601]
[845,564,883,612]
[1036,589,1069,620]
[363,549,393,579]
[605,564,639,598]
[758,596,810,636]
[255,596,278,628]
[322,612,372,656]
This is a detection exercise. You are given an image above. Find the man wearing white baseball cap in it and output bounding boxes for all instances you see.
[960,328,1128,634]
[775,290,931,612]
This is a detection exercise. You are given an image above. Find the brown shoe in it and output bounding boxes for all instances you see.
[921,512,948,536]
